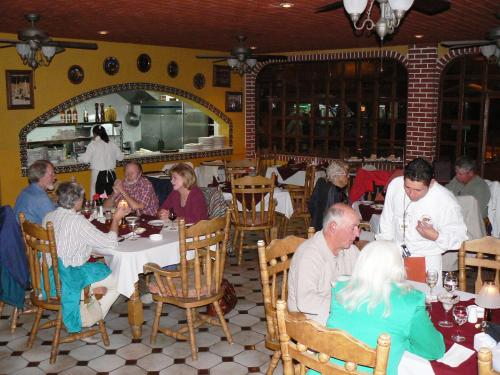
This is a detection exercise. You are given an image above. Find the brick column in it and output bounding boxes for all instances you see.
[405,45,440,162]
[244,72,257,159]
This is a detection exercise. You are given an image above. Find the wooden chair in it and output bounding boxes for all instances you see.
[257,152,278,177]
[458,236,500,293]
[478,347,499,375]
[143,211,232,360]
[257,230,315,375]
[276,300,390,375]
[225,159,257,183]
[0,302,20,334]
[231,174,277,265]
[282,165,316,237]
[19,213,109,364]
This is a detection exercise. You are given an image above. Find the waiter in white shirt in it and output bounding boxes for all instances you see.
[78,125,124,197]
[376,158,467,285]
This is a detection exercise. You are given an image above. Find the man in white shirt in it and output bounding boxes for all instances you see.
[288,203,360,325]
[377,158,467,284]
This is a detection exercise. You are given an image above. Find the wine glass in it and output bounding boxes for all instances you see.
[438,293,459,328]
[125,216,138,241]
[426,269,438,297]
[168,209,177,229]
[443,272,458,295]
[82,200,92,219]
[452,305,468,342]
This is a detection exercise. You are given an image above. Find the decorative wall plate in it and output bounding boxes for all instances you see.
[67,65,84,84]
[103,57,120,75]
[167,61,179,78]
[137,53,151,72]
[193,73,205,89]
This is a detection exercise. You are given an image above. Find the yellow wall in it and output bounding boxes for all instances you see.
[0,33,245,205]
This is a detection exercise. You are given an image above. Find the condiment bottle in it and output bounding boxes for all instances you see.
[60,110,66,123]
[95,103,100,122]
[72,107,78,123]
[66,108,72,123]
[83,108,89,123]
[100,103,105,123]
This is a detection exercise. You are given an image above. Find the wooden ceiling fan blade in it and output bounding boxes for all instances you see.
[0,39,17,45]
[44,40,97,50]
[212,59,227,63]
[196,55,229,59]
[413,0,451,16]
[255,55,288,61]
[441,40,492,48]
[0,44,15,49]
[315,1,343,14]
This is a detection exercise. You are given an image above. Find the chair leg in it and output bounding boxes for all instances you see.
[150,301,163,344]
[264,228,271,245]
[237,230,245,266]
[186,307,198,360]
[0,301,4,315]
[10,308,19,334]
[98,320,109,346]
[27,307,43,349]
[266,350,281,375]
[282,217,289,237]
[50,311,63,364]
[212,301,233,344]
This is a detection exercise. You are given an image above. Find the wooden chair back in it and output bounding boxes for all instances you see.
[144,211,231,300]
[257,231,314,374]
[458,236,500,293]
[304,164,316,200]
[19,214,61,308]
[231,174,277,229]
[478,348,499,375]
[276,300,390,375]
[258,152,278,176]
[225,159,257,183]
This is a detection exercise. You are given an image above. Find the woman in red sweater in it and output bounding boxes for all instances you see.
[158,163,208,224]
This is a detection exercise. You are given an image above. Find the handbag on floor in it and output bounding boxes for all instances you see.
[206,279,237,316]
[80,295,103,327]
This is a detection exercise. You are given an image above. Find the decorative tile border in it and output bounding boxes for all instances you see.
[19,82,233,175]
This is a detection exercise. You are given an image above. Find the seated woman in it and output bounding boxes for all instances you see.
[308,160,349,231]
[312,240,445,375]
[43,182,130,333]
[158,163,208,225]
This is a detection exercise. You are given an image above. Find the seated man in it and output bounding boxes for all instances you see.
[14,160,56,224]
[104,160,159,216]
[446,155,491,219]
[43,182,130,332]
[288,203,360,325]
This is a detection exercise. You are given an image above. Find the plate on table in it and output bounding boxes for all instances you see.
[147,220,165,227]
[358,200,374,205]
[371,204,384,210]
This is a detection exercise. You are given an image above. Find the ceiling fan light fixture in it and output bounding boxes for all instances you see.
[41,45,56,59]
[343,0,368,15]
[16,43,29,58]
[246,58,257,68]
[227,58,238,68]
[480,45,497,59]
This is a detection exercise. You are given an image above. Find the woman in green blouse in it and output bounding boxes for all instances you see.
[312,240,445,375]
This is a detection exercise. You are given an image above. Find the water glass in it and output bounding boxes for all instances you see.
[443,272,458,294]
[438,293,459,328]
[426,269,438,296]
[452,305,468,342]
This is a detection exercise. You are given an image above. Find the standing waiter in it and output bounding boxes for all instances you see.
[78,125,124,197]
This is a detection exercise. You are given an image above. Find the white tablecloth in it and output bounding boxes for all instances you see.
[265,166,326,186]
[195,165,226,187]
[222,187,294,219]
[93,228,181,298]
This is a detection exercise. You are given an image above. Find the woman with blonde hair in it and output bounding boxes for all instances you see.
[314,240,444,375]
[308,160,349,231]
[158,163,208,224]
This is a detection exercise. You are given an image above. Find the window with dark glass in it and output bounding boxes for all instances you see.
[256,59,407,159]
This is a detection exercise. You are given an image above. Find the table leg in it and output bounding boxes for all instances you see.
[127,282,144,339]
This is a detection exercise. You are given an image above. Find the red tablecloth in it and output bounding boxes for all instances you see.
[349,169,392,203]
[429,299,479,375]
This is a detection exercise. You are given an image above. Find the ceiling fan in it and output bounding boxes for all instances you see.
[315,0,451,16]
[0,13,98,70]
[196,35,287,75]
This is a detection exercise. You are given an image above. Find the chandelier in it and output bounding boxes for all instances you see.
[343,0,414,41]
[227,56,257,75]
[16,40,56,70]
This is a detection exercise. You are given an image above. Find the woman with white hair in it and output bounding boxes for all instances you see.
[312,240,444,375]
[308,160,349,231]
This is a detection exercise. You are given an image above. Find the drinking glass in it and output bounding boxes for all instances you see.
[168,209,177,229]
[82,200,92,219]
[438,294,459,328]
[426,269,438,297]
[452,305,468,342]
[443,272,458,294]
[125,216,138,241]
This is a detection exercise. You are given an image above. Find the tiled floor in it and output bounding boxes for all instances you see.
[0,228,303,375]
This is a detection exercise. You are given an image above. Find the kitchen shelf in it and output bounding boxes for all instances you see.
[39,121,121,128]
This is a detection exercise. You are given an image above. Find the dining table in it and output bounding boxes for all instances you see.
[91,216,183,339]
[398,281,493,375]
[265,165,326,186]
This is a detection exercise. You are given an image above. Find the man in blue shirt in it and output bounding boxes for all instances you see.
[14,160,56,224]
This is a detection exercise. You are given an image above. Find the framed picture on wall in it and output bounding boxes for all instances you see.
[6,70,34,109]
[226,92,242,112]
[213,65,231,87]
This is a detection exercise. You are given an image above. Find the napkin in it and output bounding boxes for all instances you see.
[474,332,497,352]
[398,351,434,375]
[436,343,475,367]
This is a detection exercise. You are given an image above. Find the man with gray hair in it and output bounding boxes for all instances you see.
[288,203,360,324]
[446,156,490,218]
[14,160,56,224]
